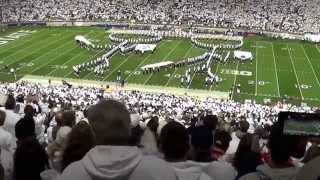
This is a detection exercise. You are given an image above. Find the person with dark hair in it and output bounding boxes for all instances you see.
[61,121,95,171]
[233,134,262,179]
[3,95,21,137]
[15,115,36,141]
[161,121,237,180]
[240,122,308,180]
[14,137,49,180]
[59,99,177,180]
[47,111,75,172]
[190,125,214,162]
[14,94,25,115]
[211,130,232,161]
[140,116,160,155]
[160,121,211,180]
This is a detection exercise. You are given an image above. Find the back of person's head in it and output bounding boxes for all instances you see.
[16,94,24,103]
[14,137,48,180]
[0,110,6,126]
[233,133,262,171]
[15,116,35,141]
[62,121,96,171]
[129,125,144,146]
[191,126,213,162]
[147,116,159,134]
[87,99,131,145]
[268,122,307,165]
[211,130,232,161]
[202,115,218,130]
[24,105,35,118]
[160,121,189,162]
[55,111,64,126]
[5,94,16,110]
[62,111,76,127]
[239,120,250,133]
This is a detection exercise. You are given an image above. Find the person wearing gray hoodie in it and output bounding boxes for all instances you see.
[58,99,177,180]
[239,122,307,180]
[160,121,237,180]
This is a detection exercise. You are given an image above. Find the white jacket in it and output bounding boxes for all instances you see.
[58,146,177,180]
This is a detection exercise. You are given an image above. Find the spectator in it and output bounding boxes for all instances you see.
[61,121,95,171]
[211,130,232,161]
[233,133,262,179]
[13,137,49,180]
[160,121,212,180]
[3,95,21,137]
[239,123,307,180]
[58,99,177,180]
[225,120,250,158]
[0,110,15,180]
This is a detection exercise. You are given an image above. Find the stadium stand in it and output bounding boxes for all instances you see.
[0,0,320,180]
[1,0,320,33]
[0,81,318,180]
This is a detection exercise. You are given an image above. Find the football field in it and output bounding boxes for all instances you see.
[0,27,320,106]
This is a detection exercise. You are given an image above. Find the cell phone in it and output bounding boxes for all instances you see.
[278,112,320,137]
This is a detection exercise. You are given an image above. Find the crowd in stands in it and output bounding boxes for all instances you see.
[2,0,320,33]
[0,81,319,180]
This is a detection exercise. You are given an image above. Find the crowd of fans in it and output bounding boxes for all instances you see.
[0,81,319,180]
[1,0,320,33]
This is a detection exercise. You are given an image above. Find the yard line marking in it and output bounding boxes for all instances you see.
[287,44,304,100]
[125,42,166,81]
[187,73,196,89]
[1,34,55,65]
[300,44,320,89]
[29,33,89,74]
[143,41,183,85]
[270,42,281,97]
[47,31,99,76]
[231,61,240,100]
[63,49,105,78]
[0,30,46,55]
[209,62,220,91]
[164,45,193,87]
[102,54,134,81]
[6,31,77,69]
[255,41,258,96]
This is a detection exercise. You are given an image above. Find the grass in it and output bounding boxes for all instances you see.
[0,27,320,106]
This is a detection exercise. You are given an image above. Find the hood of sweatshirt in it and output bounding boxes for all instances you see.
[256,164,299,180]
[81,145,142,180]
[170,160,211,180]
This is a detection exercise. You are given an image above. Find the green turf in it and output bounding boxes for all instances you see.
[1,27,320,106]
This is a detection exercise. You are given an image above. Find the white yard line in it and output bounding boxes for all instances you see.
[255,41,258,96]
[209,63,220,91]
[47,32,97,76]
[143,41,182,85]
[287,44,304,100]
[270,42,281,97]
[29,40,81,74]
[125,43,166,81]
[102,54,134,80]
[231,61,240,100]
[187,73,196,89]
[7,32,76,68]
[300,44,320,89]
[164,46,193,87]
[63,50,104,78]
